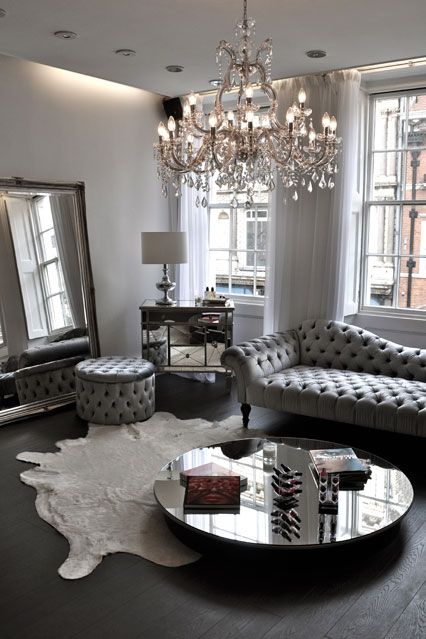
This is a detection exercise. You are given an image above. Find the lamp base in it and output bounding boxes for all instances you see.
[155,264,177,306]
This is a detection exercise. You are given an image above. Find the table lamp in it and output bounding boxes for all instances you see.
[141,231,188,305]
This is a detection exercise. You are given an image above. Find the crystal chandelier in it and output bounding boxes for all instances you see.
[154,0,341,206]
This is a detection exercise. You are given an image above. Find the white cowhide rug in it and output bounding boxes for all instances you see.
[17,411,254,580]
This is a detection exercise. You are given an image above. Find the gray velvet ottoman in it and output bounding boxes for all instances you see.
[75,356,155,425]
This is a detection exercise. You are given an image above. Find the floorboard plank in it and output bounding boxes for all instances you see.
[327,522,426,639]
[384,580,426,639]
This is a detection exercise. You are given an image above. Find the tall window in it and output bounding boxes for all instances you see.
[32,197,73,331]
[363,91,426,312]
[208,184,269,298]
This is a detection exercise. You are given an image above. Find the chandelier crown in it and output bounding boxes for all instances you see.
[155,0,341,206]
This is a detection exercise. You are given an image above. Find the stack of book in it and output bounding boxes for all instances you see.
[309,448,372,490]
[181,462,246,514]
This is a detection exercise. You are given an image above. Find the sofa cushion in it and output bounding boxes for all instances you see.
[297,319,426,382]
[246,365,426,437]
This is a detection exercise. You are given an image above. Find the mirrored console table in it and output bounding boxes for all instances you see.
[140,299,234,388]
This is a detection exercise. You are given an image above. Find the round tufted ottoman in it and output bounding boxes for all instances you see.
[75,357,155,425]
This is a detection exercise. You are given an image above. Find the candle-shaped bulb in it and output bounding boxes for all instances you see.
[209,112,217,128]
[227,110,235,122]
[286,107,295,124]
[187,133,194,144]
[168,116,176,132]
[322,112,330,129]
[298,88,306,105]
[329,116,337,132]
[158,122,167,138]
[308,127,316,143]
[188,91,197,106]
[245,84,253,99]
[246,108,254,123]
[183,101,191,118]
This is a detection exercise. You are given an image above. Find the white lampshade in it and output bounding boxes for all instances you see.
[141,231,188,265]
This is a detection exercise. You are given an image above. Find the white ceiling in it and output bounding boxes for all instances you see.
[0,0,425,97]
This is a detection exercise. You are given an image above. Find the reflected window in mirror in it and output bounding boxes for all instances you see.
[32,196,73,333]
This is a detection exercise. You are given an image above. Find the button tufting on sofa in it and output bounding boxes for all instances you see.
[75,356,155,425]
[221,319,426,436]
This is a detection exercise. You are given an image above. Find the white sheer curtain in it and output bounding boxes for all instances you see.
[51,195,86,328]
[169,181,213,383]
[263,70,362,333]
[170,184,209,301]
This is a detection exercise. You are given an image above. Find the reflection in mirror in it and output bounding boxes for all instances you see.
[0,179,99,425]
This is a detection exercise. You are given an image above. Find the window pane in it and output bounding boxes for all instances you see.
[48,294,68,331]
[397,257,426,309]
[40,228,57,261]
[209,250,230,294]
[367,205,399,254]
[373,97,405,151]
[209,209,230,248]
[407,94,426,149]
[44,262,63,295]
[403,148,426,200]
[371,152,403,200]
[230,251,254,295]
[401,206,426,254]
[365,255,396,307]
[35,196,53,232]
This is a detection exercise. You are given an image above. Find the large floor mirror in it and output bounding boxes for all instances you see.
[0,178,99,425]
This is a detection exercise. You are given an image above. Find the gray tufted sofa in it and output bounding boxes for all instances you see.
[14,337,90,405]
[221,319,426,437]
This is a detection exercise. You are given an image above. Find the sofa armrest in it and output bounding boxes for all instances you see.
[14,355,85,405]
[221,331,300,403]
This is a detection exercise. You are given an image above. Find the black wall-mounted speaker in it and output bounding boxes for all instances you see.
[163,97,183,121]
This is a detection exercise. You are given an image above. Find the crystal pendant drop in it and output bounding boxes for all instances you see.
[292,190,298,201]
[201,196,208,207]
[307,181,313,193]
[231,196,238,208]
[319,174,326,189]
[328,178,335,189]
[195,195,200,207]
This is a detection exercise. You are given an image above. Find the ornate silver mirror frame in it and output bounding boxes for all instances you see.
[0,178,100,425]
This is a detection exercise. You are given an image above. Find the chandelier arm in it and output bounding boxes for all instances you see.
[265,130,293,165]
[162,142,210,173]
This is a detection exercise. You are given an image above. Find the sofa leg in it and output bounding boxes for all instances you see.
[241,403,251,428]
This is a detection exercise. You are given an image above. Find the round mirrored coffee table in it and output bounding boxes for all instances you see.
[153,437,414,549]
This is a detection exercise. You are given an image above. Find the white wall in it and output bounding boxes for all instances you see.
[0,54,169,355]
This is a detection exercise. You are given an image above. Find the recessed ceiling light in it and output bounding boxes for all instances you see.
[166,65,184,73]
[115,49,136,57]
[54,30,78,40]
[0,9,7,18]
[209,78,221,87]
[306,49,326,59]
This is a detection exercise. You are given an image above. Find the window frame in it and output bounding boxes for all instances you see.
[207,199,269,302]
[360,87,426,319]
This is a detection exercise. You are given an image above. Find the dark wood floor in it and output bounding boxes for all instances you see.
[1,373,425,639]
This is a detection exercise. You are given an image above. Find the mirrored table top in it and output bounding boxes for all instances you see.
[154,437,414,548]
